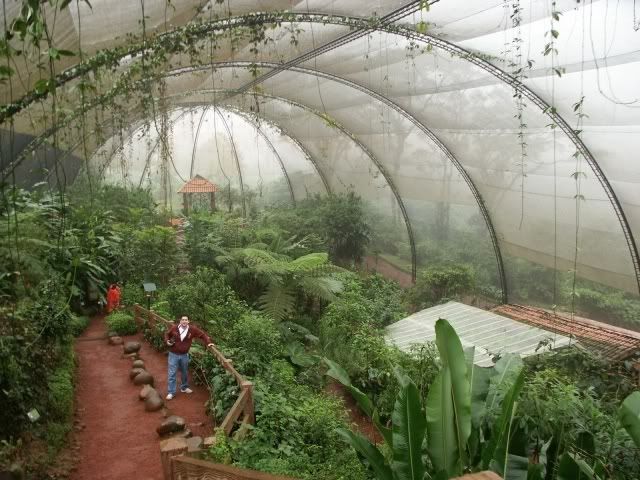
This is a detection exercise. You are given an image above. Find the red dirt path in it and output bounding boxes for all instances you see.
[71,315,213,480]
[363,256,413,288]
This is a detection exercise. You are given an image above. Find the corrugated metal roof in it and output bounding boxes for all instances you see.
[177,175,218,193]
[386,301,572,367]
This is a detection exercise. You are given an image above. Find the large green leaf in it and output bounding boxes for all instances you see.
[434,319,472,458]
[486,354,523,412]
[324,358,374,417]
[471,365,495,428]
[373,408,393,447]
[336,428,393,480]
[286,341,318,367]
[502,454,529,480]
[618,391,640,448]
[391,381,427,480]
[557,453,599,480]
[426,368,458,476]
[483,369,525,473]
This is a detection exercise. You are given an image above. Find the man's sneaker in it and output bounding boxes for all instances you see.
[166,393,174,400]
[180,387,193,394]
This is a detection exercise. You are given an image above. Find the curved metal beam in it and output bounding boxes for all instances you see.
[230,109,296,205]
[240,12,639,294]
[211,91,419,282]
[214,106,246,217]
[5,11,635,291]
[172,60,507,301]
[102,107,198,180]
[231,109,332,196]
[190,105,211,178]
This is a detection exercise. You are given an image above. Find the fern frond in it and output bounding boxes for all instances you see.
[258,283,296,321]
[246,242,271,251]
[240,248,279,266]
[288,252,329,273]
[297,275,343,303]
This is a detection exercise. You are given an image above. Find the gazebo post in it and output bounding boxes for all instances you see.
[210,191,216,211]
[183,192,189,216]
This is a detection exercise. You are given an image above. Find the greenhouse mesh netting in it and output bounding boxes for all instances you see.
[1,0,639,328]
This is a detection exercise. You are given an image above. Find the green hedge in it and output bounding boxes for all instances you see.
[106,311,137,335]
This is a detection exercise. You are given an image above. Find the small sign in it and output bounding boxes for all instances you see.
[142,282,157,293]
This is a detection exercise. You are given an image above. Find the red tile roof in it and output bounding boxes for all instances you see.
[177,175,217,193]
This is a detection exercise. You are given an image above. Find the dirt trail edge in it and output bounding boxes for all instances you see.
[71,315,213,480]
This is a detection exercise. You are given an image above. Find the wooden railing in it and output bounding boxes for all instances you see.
[133,304,254,433]
[165,454,500,480]
[169,457,297,480]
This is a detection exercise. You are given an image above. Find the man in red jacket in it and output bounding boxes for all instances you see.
[164,315,213,400]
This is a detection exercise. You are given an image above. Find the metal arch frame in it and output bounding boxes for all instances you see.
[92,101,328,198]
[228,108,332,196]
[179,60,508,302]
[233,1,433,95]
[385,25,640,294]
[100,107,199,182]
[3,11,635,291]
[190,105,211,178]
[233,12,638,293]
[213,106,246,217]
[48,100,328,204]
[212,91,419,283]
[230,109,296,205]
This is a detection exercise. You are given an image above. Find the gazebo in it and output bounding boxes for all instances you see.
[177,175,217,215]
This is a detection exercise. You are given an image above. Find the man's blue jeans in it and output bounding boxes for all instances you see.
[167,352,189,395]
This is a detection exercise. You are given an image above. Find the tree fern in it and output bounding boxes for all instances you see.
[258,283,296,321]
[297,275,343,303]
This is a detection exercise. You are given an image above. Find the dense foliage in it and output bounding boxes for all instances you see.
[2,182,639,480]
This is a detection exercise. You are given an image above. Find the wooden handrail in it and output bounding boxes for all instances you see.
[171,456,298,480]
[134,304,254,435]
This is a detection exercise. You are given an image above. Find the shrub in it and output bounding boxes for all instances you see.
[69,314,90,336]
[224,314,284,376]
[205,428,232,464]
[404,263,475,309]
[106,311,137,335]
[320,192,370,264]
[234,382,365,480]
[161,267,249,337]
[47,369,73,422]
[143,320,167,352]
[46,422,71,451]
[120,281,145,307]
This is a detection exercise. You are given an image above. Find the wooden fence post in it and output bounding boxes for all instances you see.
[160,437,188,480]
[242,381,254,424]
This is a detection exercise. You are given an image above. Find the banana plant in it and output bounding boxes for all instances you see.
[557,391,640,480]
[327,318,529,480]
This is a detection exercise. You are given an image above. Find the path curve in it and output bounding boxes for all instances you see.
[71,315,213,480]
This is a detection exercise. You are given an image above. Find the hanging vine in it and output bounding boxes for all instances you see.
[508,0,532,230]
